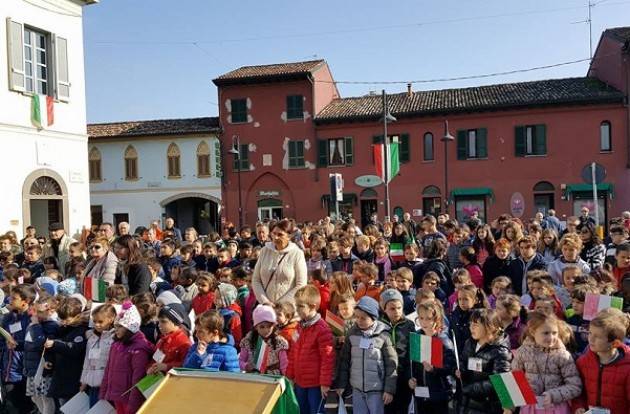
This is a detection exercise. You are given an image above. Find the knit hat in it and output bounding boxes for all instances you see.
[253,304,277,327]
[379,289,403,309]
[36,277,59,296]
[158,304,187,327]
[217,283,237,306]
[70,293,88,312]
[356,296,380,321]
[115,301,141,334]
[156,290,182,307]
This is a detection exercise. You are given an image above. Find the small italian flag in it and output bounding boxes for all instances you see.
[583,293,624,321]
[325,311,346,337]
[489,371,537,409]
[84,277,107,302]
[31,94,54,129]
[390,242,404,262]
[409,333,443,368]
[253,336,270,373]
[373,141,399,184]
[135,373,164,399]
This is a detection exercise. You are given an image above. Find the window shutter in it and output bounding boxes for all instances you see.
[344,137,353,166]
[535,124,547,155]
[317,139,328,167]
[6,18,25,92]
[399,133,410,162]
[373,135,384,144]
[476,128,488,158]
[54,36,70,101]
[515,126,526,157]
[456,130,467,160]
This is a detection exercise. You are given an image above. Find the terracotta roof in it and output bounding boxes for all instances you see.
[213,59,326,86]
[604,26,630,43]
[88,117,220,139]
[314,77,624,124]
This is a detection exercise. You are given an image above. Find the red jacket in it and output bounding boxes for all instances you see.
[151,328,191,372]
[192,292,215,316]
[286,317,334,388]
[572,345,630,414]
[312,281,330,316]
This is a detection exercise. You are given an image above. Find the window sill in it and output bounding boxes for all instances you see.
[89,179,103,183]
[167,176,182,180]
[461,157,489,161]
[230,120,248,125]
[124,178,139,182]
[286,117,305,122]
[197,174,211,178]
[600,150,613,154]
[422,159,435,163]
[288,166,307,170]
[524,154,547,158]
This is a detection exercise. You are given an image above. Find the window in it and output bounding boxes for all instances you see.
[23,28,48,95]
[233,143,250,171]
[317,137,354,167]
[197,141,210,177]
[533,181,555,215]
[124,145,138,180]
[456,128,488,160]
[600,121,611,152]
[372,134,410,163]
[515,124,546,156]
[423,132,434,161]
[422,185,442,217]
[288,140,305,168]
[286,95,304,119]
[90,205,103,226]
[231,99,247,123]
[214,140,222,177]
[167,143,181,178]
[455,197,487,223]
[88,147,102,182]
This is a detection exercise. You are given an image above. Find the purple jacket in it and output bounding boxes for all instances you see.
[504,316,525,350]
[99,332,152,413]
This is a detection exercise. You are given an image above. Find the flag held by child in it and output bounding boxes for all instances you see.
[253,336,270,373]
[325,311,345,337]
[84,277,107,302]
[583,293,624,321]
[409,332,443,368]
[135,372,164,399]
[489,371,537,409]
[390,243,404,262]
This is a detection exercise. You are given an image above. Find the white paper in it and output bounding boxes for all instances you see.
[153,348,165,363]
[9,322,22,334]
[337,394,347,414]
[60,391,90,414]
[188,309,196,342]
[414,386,430,398]
[86,399,115,414]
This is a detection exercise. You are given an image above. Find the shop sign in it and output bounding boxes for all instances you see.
[510,192,525,218]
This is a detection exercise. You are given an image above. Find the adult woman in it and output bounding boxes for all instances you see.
[579,222,606,270]
[411,238,454,295]
[472,224,495,266]
[252,219,307,305]
[84,237,118,285]
[113,235,151,295]
[389,222,412,247]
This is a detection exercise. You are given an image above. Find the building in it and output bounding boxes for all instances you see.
[87,118,222,234]
[0,0,96,238]
[214,27,630,228]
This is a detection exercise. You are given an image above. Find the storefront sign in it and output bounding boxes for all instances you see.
[355,175,382,188]
[412,209,423,217]
[510,192,525,218]
[258,190,280,198]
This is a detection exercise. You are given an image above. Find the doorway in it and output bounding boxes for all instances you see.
[164,197,219,235]
[22,172,69,235]
[360,188,378,228]
[257,199,283,221]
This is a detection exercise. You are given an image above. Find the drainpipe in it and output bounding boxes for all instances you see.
[625,44,630,169]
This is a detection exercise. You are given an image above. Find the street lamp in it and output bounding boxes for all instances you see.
[441,120,455,216]
[228,135,243,229]
[380,90,397,220]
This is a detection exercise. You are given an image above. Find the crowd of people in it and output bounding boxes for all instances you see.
[0,206,629,414]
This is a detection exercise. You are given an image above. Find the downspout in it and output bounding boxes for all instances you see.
[307,73,320,183]
[624,43,630,169]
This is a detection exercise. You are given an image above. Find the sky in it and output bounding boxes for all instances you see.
[83,0,630,123]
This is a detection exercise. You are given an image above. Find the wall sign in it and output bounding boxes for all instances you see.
[355,175,382,188]
[258,190,280,198]
[510,192,525,218]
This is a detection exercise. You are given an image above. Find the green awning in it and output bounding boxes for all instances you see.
[321,193,357,205]
[258,198,282,207]
[566,183,613,193]
[450,187,494,198]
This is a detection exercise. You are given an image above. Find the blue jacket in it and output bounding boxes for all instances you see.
[0,310,30,383]
[183,336,239,372]
[159,255,181,283]
[22,260,45,280]
[23,320,59,377]
[507,253,547,295]
[218,308,236,338]
[410,330,457,401]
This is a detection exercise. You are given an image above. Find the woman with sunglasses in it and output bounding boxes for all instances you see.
[83,237,119,286]
[579,222,606,270]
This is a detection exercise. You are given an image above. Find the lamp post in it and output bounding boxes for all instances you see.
[228,135,243,229]
[380,90,397,220]
[441,120,455,216]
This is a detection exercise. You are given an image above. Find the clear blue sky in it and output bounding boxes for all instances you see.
[83,0,630,123]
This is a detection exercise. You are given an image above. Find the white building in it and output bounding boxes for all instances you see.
[0,0,96,238]
[87,118,223,234]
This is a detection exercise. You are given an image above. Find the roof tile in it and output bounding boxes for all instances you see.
[88,117,220,138]
[213,59,325,85]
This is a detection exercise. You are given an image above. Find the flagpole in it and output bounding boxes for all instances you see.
[382,90,391,220]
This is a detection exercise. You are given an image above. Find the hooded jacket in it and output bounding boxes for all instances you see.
[48,319,89,399]
[80,328,115,387]
[23,319,59,377]
[0,310,31,383]
[507,252,547,295]
[183,335,240,372]
[252,241,307,305]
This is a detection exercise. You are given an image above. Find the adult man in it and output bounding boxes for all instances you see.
[164,217,182,243]
[578,207,596,230]
[561,216,581,238]
[402,212,417,239]
[543,209,563,234]
[45,222,76,275]
[97,223,116,245]
[252,223,270,248]
[419,215,446,257]
[118,221,130,236]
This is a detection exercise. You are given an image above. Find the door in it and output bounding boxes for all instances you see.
[422,197,442,217]
[534,194,554,215]
[113,213,129,229]
[258,207,283,221]
[360,199,377,228]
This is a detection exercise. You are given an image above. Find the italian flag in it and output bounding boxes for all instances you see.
[489,371,537,409]
[325,311,345,337]
[373,141,399,184]
[84,277,107,302]
[253,336,270,373]
[390,242,404,262]
[409,333,443,368]
[31,94,54,129]
[135,373,164,399]
[583,293,624,321]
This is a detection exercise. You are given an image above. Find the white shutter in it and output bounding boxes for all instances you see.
[55,36,69,101]
[6,18,25,92]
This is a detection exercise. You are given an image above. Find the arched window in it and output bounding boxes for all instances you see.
[422,185,441,217]
[533,181,554,192]
[533,181,555,215]
[422,185,441,196]
[197,141,210,177]
[88,147,102,182]
[124,145,138,180]
[423,132,434,161]
[600,121,611,152]
[360,188,378,198]
[167,143,181,178]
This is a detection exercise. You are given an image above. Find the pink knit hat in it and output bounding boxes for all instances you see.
[253,304,277,327]
[115,301,141,334]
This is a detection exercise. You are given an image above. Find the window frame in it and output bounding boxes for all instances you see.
[288,140,305,168]
[230,98,247,123]
[124,145,138,181]
[233,143,250,171]
[196,141,211,177]
[167,143,181,178]
[286,95,304,120]
[423,132,434,161]
[327,138,346,166]
[23,27,49,95]
[88,147,102,182]
[600,121,612,152]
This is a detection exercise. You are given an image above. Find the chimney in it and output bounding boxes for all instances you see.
[407,83,413,97]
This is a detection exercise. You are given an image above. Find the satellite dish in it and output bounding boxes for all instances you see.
[581,163,606,185]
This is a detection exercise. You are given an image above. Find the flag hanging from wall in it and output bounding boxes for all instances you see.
[373,141,399,183]
[31,94,54,129]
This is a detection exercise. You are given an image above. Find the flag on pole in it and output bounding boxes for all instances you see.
[84,277,107,302]
[409,333,443,368]
[135,373,164,399]
[31,94,54,129]
[489,371,537,409]
[325,311,346,336]
[373,141,400,183]
[390,242,404,262]
[583,293,624,321]
[253,336,270,373]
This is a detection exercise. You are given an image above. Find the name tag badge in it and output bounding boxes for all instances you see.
[88,347,100,360]
[17,277,24,284]
[414,386,430,398]
[359,337,373,349]
[24,331,33,342]
[467,357,483,372]
[9,322,22,334]
[153,348,165,363]
[536,396,545,409]
[586,408,611,414]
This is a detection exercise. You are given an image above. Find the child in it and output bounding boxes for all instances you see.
[80,304,117,407]
[383,271,397,290]
[183,309,240,372]
[481,238,513,293]
[460,246,483,288]
[539,228,560,265]
[487,276,511,309]
[106,284,129,306]
[353,235,375,263]
[450,285,488,356]
[217,267,233,284]
[192,272,215,315]
[605,225,628,266]
[458,309,512,414]
[45,296,89,406]
[240,305,289,375]
[158,239,181,283]
[147,304,191,375]
[335,296,397,413]
[612,242,630,288]
[510,311,582,414]
[329,271,355,314]
[275,301,300,347]
[215,283,242,345]
[572,308,630,414]
[309,267,330,315]
[394,267,416,315]
[172,267,199,312]
[307,239,332,278]
[472,224,495,267]
[217,247,240,269]
[556,265,582,308]
[179,244,196,268]
[132,292,160,345]
[508,236,547,295]
[353,261,383,302]
[100,301,153,413]
[232,266,251,311]
[447,227,468,270]
[448,270,473,313]
[202,242,220,274]
[566,284,600,355]
[379,289,416,414]
[421,271,447,306]
[495,294,525,350]
[286,285,335,414]
[397,243,422,270]
[331,236,358,274]
[548,234,591,286]
[21,245,45,280]
[528,276,564,319]
[409,301,457,412]
[373,239,394,282]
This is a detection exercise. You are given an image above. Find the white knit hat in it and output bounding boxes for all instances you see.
[115,301,141,334]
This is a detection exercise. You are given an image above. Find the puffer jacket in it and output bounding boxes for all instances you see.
[412,258,454,295]
[380,315,416,383]
[460,335,513,414]
[481,255,512,293]
[0,310,31,383]
[48,320,89,399]
[80,329,115,387]
[410,330,457,401]
[183,336,240,372]
[286,314,334,388]
[252,241,307,305]
[571,345,630,414]
[23,319,59,377]
[449,306,472,356]
[99,331,152,413]
[149,328,191,372]
[512,338,582,404]
[159,255,181,283]
[335,321,398,394]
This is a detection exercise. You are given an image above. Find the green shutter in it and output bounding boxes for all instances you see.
[288,142,296,167]
[241,144,249,170]
[456,130,467,160]
[373,135,384,144]
[535,124,547,155]
[476,128,488,158]
[344,137,353,165]
[399,133,410,163]
[515,126,526,157]
[317,139,328,167]
[297,141,305,166]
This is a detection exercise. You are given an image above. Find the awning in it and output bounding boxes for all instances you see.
[321,193,357,206]
[258,198,282,207]
[566,183,614,198]
[450,187,494,199]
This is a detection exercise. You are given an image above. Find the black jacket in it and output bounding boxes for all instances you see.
[23,320,59,377]
[411,330,457,402]
[122,263,152,296]
[412,258,454,295]
[380,316,416,383]
[330,256,356,274]
[481,255,512,293]
[449,307,472,356]
[506,253,547,296]
[48,321,89,399]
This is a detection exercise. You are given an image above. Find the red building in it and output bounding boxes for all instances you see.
[214,27,630,228]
